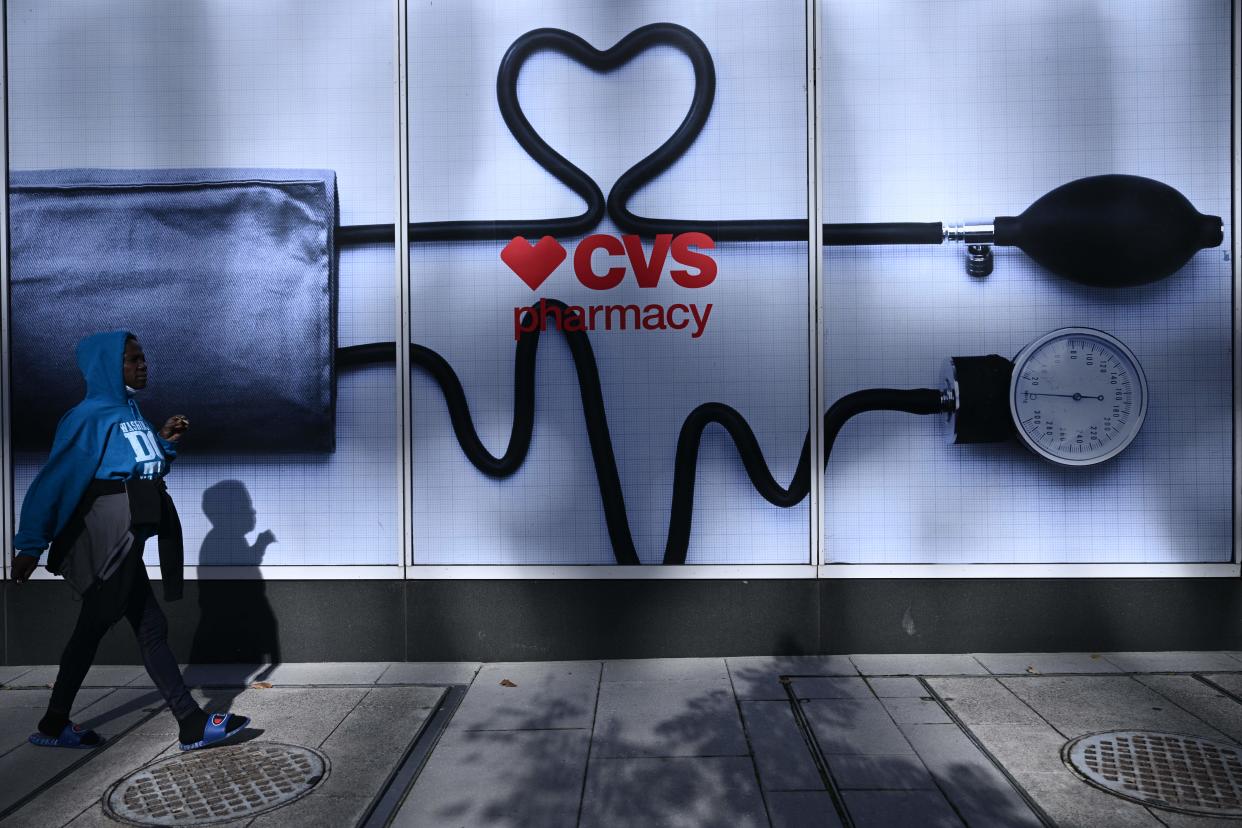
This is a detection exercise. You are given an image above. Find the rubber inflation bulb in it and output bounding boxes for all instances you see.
[993,174,1223,287]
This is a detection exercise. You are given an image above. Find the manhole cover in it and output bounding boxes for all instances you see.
[1063,730,1242,818]
[103,742,329,826]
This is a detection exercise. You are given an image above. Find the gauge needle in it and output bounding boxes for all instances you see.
[1028,392,1105,401]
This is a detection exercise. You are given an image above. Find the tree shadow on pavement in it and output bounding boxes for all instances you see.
[785,674,1054,827]
[410,664,772,827]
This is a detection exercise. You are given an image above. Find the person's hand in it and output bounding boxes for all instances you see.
[11,554,38,583]
[160,415,190,442]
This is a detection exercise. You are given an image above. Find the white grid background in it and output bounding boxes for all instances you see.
[6,0,399,566]
[2,0,1234,571]
[820,0,1234,563]
[407,0,812,565]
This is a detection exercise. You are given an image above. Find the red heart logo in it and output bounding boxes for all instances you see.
[501,236,566,290]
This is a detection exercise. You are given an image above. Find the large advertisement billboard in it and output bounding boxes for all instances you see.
[3,1,1234,572]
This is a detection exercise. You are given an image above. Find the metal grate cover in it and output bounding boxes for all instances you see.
[1063,730,1242,818]
[103,742,329,826]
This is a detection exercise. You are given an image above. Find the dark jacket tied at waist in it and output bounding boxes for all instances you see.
[48,478,184,603]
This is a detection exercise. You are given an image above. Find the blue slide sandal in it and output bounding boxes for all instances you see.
[180,713,250,752]
[28,722,102,749]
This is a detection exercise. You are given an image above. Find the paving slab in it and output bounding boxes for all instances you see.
[0,689,168,824]
[6,719,180,828]
[579,756,768,828]
[63,804,251,828]
[1201,672,1242,698]
[973,652,1122,675]
[377,661,481,685]
[448,661,600,731]
[0,699,48,755]
[2,666,57,688]
[1101,652,1242,673]
[839,790,963,827]
[248,686,444,828]
[866,677,926,698]
[128,664,265,688]
[789,677,873,700]
[593,678,748,758]
[0,666,35,686]
[1134,674,1242,743]
[739,701,823,791]
[880,697,953,725]
[829,754,937,791]
[176,663,265,687]
[132,663,385,688]
[4,665,146,689]
[393,728,590,828]
[766,791,845,828]
[0,687,64,711]
[927,677,1046,726]
[246,662,390,685]
[181,686,368,751]
[964,724,1074,775]
[849,654,988,676]
[0,687,112,758]
[10,684,447,828]
[1020,769,1165,827]
[727,656,857,701]
[60,808,121,828]
[1000,675,1231,739]
[603,657,728,683]
[77,689,168,735]
[1153,811,1242,827]
[900,722,1043,827]
[800,697,915,756]
[962,719,1201,825]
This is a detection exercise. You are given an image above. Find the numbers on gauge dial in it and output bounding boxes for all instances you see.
[1012,336,1135,459]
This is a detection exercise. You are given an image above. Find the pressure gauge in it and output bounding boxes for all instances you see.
[1009,328,1147,466]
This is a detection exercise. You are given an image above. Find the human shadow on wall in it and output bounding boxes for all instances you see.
[189,480,281,679]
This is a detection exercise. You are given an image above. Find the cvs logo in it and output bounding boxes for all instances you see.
[501,233,716,291]
[574,232,716,290]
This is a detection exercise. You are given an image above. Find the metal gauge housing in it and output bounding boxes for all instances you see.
[1009,327,1147,466]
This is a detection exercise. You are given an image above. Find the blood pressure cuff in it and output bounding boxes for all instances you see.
[9,168,337,452]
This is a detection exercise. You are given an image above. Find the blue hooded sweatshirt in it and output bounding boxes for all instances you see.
[14,331,177,555]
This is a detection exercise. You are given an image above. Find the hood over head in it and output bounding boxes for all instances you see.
[75,330,133,403]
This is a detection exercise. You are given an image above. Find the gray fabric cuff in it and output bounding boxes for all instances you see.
[9,168,338,452]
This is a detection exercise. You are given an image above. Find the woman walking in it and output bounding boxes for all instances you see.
[11,331,249,750]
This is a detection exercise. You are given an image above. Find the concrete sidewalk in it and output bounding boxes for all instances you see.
[3,653,1242,826]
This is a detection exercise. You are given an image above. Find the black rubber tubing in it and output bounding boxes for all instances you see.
[336,23,945,248]
[329,23,965,564]
[338,305,947,565]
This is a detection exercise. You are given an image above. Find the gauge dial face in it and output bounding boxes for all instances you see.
[1009,328,1147,466]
